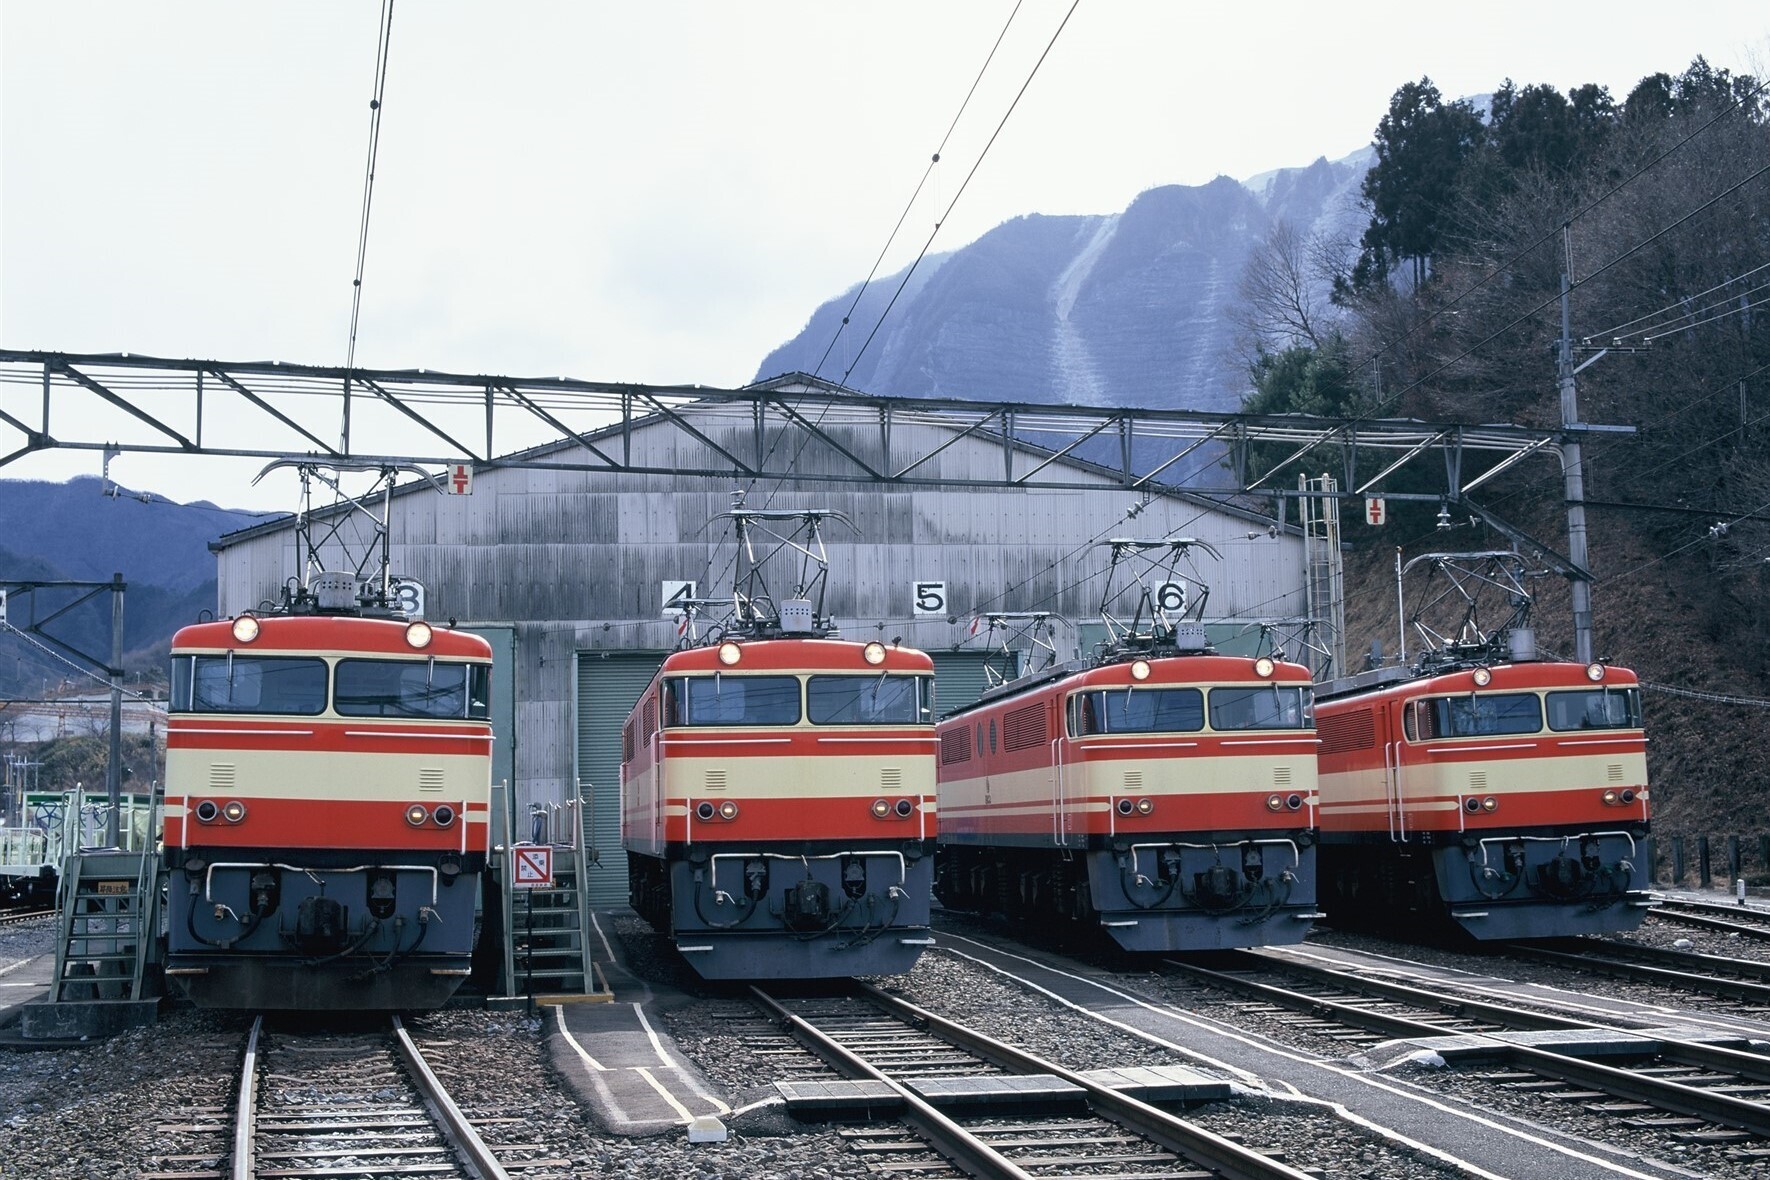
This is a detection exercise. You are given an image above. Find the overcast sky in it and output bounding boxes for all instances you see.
[2,1,1766,509]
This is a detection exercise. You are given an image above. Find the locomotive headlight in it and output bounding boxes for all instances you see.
[1254,656,1276,678]
[717,642,742,666]
[221,800,247,823]
[1602,789,1619,806]
[862,641,887,666]
[1585,662,1606,682]
[231,614,260,643]
[1482,796,1498,812]
[1266,793,1284,811]
[1135,797,1155,815]
[1130,659,1151,681]
[405,804,428,826]
[1472,667,1492,687]
[871,798,891,818]
[405,620,433,649]
[718,800,740,820]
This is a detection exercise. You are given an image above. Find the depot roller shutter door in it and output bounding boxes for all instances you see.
[575,652,666,908]
[930,650,995,717]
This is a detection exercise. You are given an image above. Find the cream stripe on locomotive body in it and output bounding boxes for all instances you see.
[620,636,940,981]
[162,614,495,1010]
[1315,659,1652,940]
[936,652,1321,952]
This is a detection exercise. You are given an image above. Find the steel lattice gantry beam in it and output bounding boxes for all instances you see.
[0,348,1594,510]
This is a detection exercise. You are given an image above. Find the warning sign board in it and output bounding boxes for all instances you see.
[512,844,553,889]
[448,462,474,495]
[1365,496,1387,526]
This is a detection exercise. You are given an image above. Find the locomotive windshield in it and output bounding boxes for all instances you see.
[1208,686,1312,731]
[663,675,801,726]
[335,659,491,720]
[1071,687,1204,735]
[172,655,328,715]
[807,675,934,725]
[1545,687,1642,731]
[1412,692,1543,739]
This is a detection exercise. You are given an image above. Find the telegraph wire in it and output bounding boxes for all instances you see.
[841,0,1081,386]
[811,1,1026,382]
[345,0,396,376]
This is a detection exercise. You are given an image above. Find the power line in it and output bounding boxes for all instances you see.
[841,0,1081,386]
[345,0,396,376]
[1585,259,1770,342]
[811,1,1025,382]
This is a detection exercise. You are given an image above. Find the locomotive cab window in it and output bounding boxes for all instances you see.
[173,655,328,715]
[1208,685,1311,731]
[1417,691,1542,738]
[334,659,490,719]
[665,675,801,726]
[1546,687,1641,731]
[1070,687,1204,735]
[807,675,933,724]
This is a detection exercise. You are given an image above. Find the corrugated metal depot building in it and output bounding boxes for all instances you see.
[211,389,1308,904]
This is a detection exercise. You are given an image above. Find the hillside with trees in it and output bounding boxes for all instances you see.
[1230,59,1770,856]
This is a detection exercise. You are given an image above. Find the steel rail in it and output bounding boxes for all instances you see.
[230,1015,262,1180]
[854,982,1314,1180]
[750,985,1038,1180]
[391,1014,511,1180]
[1509,942,1770,1005]
[1651,900,1770,942]
[1165,952,1770,1137]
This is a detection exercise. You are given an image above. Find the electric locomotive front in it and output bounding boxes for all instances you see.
[936,648,1321,951]
[1315,658,1653,939]
[163,612,494,1009]
[621,636,939,979]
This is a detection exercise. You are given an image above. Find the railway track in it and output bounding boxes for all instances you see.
[752,981,1314,1180]
[1508,938,1770,1012]
[1650,898,1770,942]
[1167,948,1770,1151]
[0,907,56,926]
[142,1015,552,1180]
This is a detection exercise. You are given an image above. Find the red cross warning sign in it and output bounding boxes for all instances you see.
[1365,496,1387,526]
[512,844,553,889]
[448,462,474,495]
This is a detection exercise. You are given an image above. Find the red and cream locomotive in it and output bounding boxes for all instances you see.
[163,466,494,1009]
[1314,552,1654,940]
[935,540,1321,951]
[621,504,939,979]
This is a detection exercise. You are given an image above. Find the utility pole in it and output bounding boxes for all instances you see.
[1558,226,1595,664]
[106,572,125,846]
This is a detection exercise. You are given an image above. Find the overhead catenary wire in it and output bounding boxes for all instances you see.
[344,0,396,377]
[811,0,1026,383]
[1584,259,1770,343]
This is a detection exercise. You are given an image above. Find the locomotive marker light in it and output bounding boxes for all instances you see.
[894,799,914,817]
[433,805,455,827]
[871,798,892,818]
[195,800,220,823]
[231,614,260,643]
[405,804,429,826]
[222,800,247,823]
[1135,797,1154,815]
[718,800,739,820]
[717,642,742,666]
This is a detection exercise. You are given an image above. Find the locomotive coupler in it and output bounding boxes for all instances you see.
[783,879,833,930]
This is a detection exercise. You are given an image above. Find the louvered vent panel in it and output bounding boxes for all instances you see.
[1002,703,1047,752]
[1607,764,1624,782]
[209,764,236,790]
[1469,771,1488,790]
[1123,771,1143,791]
[1317,709,1375,754]
[1273,766,1292,787]
[419,768,445,793]
[881,768,902,789]
[704,770,727,791]
[940,729,972,765]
